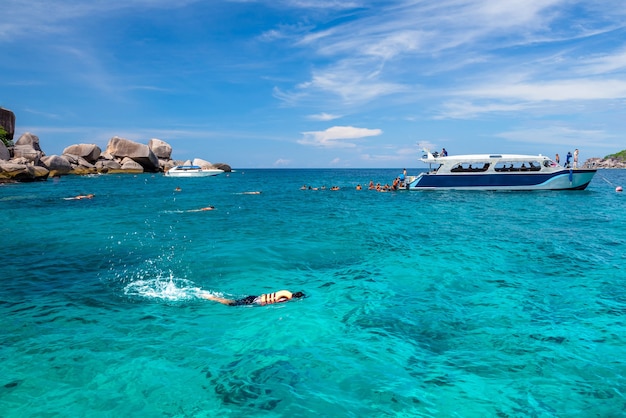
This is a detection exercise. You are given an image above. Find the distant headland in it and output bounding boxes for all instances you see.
[584,150,626,169]
[0,107,231,182]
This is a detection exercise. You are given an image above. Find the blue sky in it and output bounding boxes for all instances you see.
[2,0,626,168]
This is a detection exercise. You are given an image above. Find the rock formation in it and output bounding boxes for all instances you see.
[0,161,49,182]
[0,142,10,160]
[0,107,15,141]
[120,157,144,172]
[12,132,44,165]
[148,138,172,159]
[0,129,230,182]
[41,155,72,177]
[213,162,232,172]
[584,157,626,169]
[105,136,160,172]
[192,158,214,168]
[63,144,101,163]
[95,159,122,172]
[0,109,231,182]
[15,132,42,151]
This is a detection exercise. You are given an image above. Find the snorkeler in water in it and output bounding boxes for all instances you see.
[185,206,215,212]
[64,194,95,200]
[199,290,305,306]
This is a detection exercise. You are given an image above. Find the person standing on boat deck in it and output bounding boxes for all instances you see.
[441,148,448,157]
[555,153,560,165]
[574,149,579,168]
[565,151,572,168]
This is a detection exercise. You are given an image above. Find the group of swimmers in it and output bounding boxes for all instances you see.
[300,181,405,191]
[300,185,340,191]
[356,176,406,192]
[362,169,409,192]
[301,180,407,192]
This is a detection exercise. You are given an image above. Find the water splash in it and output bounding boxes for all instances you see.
[123,273,201,301]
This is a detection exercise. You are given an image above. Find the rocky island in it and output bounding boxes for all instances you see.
[0,107,231,182]
[584,150,626,169]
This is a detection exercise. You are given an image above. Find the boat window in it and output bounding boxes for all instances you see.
[450,163,490,172]
[451,163,463,172]
[494,161,542,172]
[527,161,541,171]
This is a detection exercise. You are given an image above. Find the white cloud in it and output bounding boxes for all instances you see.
[23,108,63,120]
[336,145,421,164]
[459,79,626,101]
[360,153,401,162]
[496,126,620,149]
[273,0,626,111]
[279,67,409,105]
[435,100,535,119]
[416,141,438,153]
[0,0,200,40]
[298,126,382,148]
[397,146,420,156]
[578,49,626,75]
[273,158,291,166]
[310,70,402,102]
[324,29,426,61]
[281,0,361,9]
[307,112,342,121]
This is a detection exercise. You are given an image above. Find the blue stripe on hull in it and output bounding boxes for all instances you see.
[408,170,596,190]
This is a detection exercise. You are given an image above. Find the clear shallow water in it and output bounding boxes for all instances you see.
[1,169,625,417]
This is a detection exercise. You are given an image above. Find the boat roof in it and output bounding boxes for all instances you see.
[421,152,552,162]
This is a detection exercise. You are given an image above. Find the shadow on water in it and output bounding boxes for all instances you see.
[207,356,300,411]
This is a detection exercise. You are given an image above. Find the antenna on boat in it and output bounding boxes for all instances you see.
[422,148,436,160]
[421,148,437,172]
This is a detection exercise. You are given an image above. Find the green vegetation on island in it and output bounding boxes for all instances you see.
[0,127,12,147]
[605,150,626,160]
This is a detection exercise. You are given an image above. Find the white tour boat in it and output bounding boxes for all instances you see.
[400,150,596,191]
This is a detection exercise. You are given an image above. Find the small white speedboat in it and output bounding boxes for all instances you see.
[164,165,224,178]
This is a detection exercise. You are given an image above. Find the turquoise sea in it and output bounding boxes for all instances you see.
[1,168,625,417]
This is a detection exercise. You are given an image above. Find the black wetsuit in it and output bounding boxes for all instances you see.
[228,295,258,306]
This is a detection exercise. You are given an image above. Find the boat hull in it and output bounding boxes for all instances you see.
[406,169,596,191]
[165,166,224,177]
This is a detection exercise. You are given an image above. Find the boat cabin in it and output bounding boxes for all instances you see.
[422,151,559,175]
